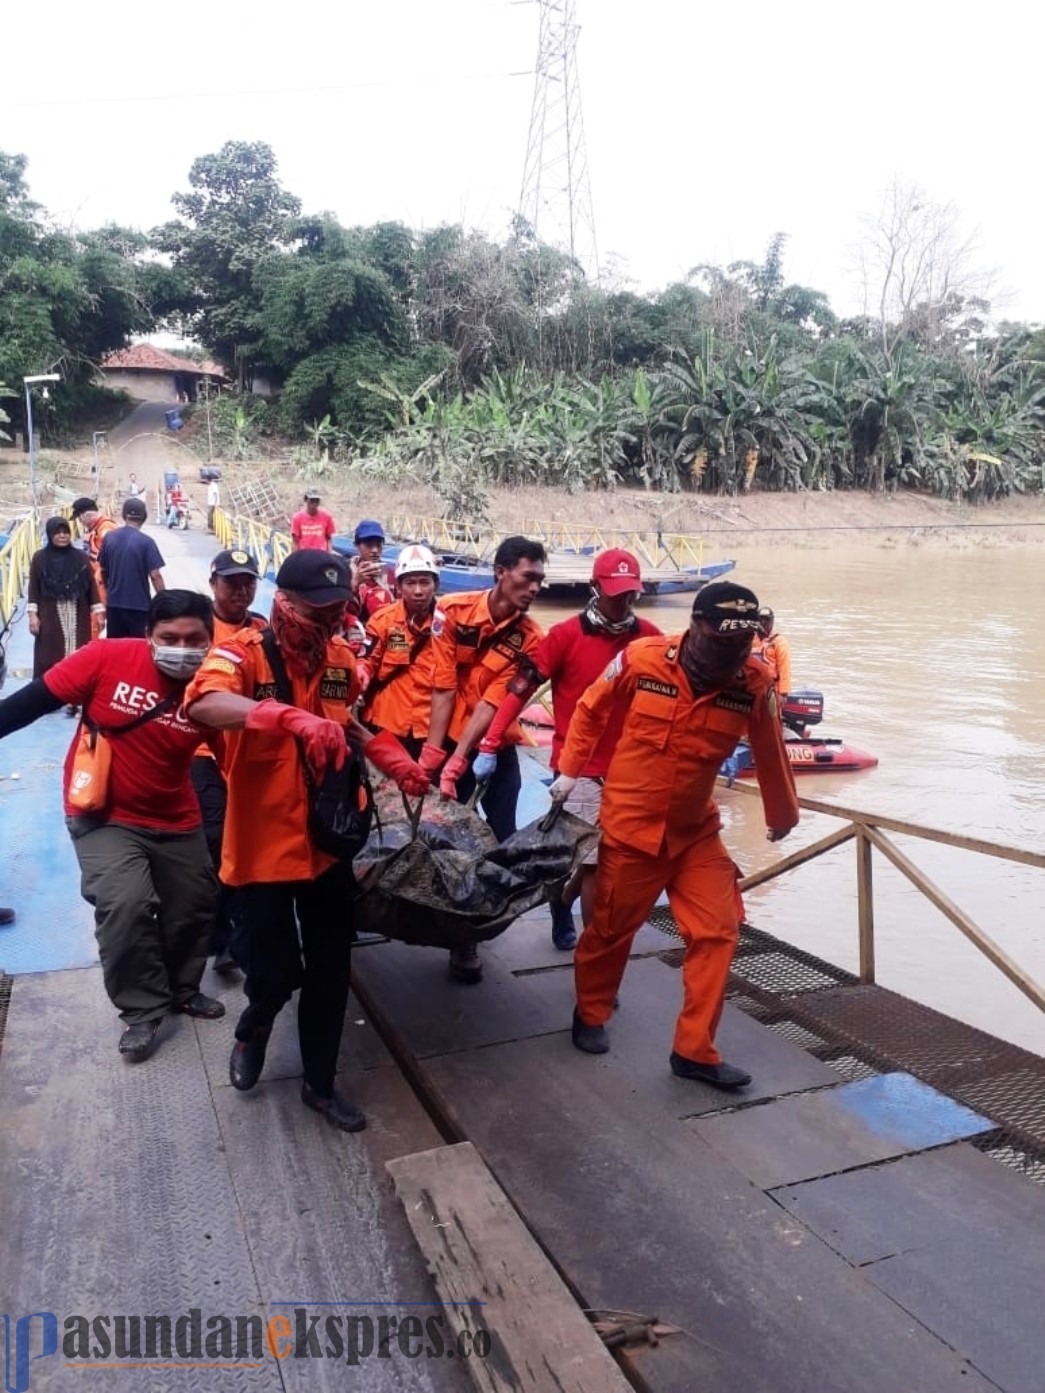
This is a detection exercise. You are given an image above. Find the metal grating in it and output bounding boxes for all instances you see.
[0,974,10,1058]
[651,908,1045,1183]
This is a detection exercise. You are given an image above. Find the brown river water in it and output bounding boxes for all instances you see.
[533,543,1045,1057]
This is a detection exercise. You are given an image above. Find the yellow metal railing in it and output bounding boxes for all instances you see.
[0,513,40,630]
[387,514,710,570]
[213,509,293,577]
[726,780,1045,1016]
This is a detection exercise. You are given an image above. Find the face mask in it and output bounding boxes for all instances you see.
[681,630,752,693]
[152,645,207,680]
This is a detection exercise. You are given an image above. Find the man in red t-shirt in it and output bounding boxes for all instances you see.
[0,591,223,1063]
[474,550,659,947]
[290,491,335,552]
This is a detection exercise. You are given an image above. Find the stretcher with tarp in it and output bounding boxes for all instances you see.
[353,779,598,948]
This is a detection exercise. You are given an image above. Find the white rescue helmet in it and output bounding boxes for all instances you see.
[395,544,439,582]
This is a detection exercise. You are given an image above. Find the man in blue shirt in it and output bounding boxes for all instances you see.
[98,497,166,638]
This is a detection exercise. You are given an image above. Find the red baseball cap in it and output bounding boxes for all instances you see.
[592,548,643,595]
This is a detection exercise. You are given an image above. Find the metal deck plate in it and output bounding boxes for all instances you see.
[689,1072,995,1190]
[869,1230,1045,1393]
[481,906,669,976]
[0,967,470,1392]
[421,1032,993,1393]
[772,1141,1045,1265]
[541,954,841,1118]
[350,936,578,1059]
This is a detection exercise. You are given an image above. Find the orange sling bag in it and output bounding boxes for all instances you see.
[67,696,177,814]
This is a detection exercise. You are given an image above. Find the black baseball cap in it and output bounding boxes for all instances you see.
[275,549,351,603]
[303,489,322,501]
[70,497,97,519]
[691,581,762,634]
[210,548,260,578]
[122,497,148,522]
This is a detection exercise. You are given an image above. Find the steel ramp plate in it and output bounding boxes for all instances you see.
[775,1143,1045,1393]
[421,1032,993,1393]
[0,967,470,1392]
[773,1141,1045,1266]
[481,906,669,975]
[350,935,578,1058]
[689,1071,995,1190]
[868,1228,1045,1393]
[524,954,841,1118]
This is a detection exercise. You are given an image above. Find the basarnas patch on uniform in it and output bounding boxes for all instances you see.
[386,631,409,652]
[714,691,754,713]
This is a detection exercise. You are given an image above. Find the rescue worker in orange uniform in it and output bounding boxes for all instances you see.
[473,549,660,950]
[420,535,547,982]
[359,544,443,758]
[753,606,792,699]
[190,548,268,974]
[556,581,799,1089]
[70,496,117,636]
[186,549,429,1132]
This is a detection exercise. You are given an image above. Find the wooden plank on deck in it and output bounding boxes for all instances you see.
[387,1141,632,1393]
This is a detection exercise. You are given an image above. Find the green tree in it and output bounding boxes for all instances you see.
[153,141,301,387]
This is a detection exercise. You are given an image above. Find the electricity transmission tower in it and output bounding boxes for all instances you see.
[518,0,599,282]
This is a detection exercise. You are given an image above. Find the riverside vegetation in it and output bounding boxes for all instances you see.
[4,142,1045,519]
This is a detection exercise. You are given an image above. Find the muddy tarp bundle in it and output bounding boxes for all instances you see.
[353,780,599,949]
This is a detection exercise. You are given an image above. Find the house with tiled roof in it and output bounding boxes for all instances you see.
[98,344,227,402]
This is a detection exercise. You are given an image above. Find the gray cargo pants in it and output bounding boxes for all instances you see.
[67,817,218,1024]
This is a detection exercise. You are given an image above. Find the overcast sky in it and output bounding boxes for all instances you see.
[3,0,1040,321]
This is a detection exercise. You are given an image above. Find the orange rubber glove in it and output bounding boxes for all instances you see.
[365,730,430,797]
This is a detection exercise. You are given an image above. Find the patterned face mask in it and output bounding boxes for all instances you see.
[270,590,339,675]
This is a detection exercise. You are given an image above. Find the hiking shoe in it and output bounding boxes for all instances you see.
[301,1083,367,1133]
[571,1009,609,1055]
[669,1052,751,1089]
[550,900,578,952]
[229,1035,269,1091]
[212,949,239,977]
[448,945,483,984]
[0,907,14,926]
[119,1019,161,1063]
[175,992,226,1019]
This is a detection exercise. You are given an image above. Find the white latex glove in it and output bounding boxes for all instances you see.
[472,750,498,782]
[549,774,578,804]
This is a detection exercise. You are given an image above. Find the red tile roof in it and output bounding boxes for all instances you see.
[102,344,212,375]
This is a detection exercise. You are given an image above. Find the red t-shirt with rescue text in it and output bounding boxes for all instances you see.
[537,613,661,776]
[290,508,335,550]
[43,640,206,831]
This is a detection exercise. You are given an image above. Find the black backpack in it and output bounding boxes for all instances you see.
[260,630,374,860]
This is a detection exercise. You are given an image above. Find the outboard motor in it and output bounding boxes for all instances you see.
[781,689,823,737]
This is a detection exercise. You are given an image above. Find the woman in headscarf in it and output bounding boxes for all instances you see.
[27,517,104,696]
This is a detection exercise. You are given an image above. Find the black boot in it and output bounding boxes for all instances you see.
[669,1052,751,1089]
[301,1083,367,1133]
[229,1032,270,1091]
[550,899,578,951]
[119,1019,161,1063]
[571,1008,609,1055]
